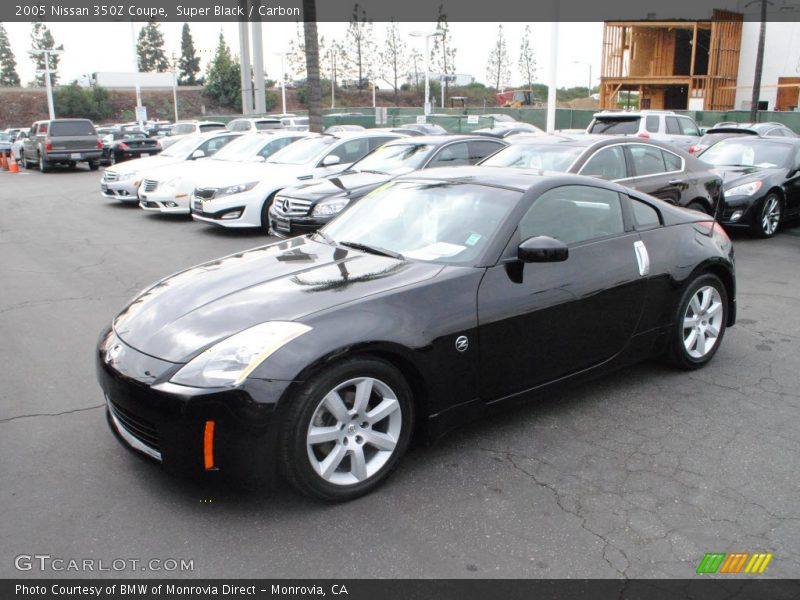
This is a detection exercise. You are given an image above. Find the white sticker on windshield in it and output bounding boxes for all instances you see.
[404,242,466,260]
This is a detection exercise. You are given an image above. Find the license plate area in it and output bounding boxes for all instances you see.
[70,153,82,159]
[272,218,291,232]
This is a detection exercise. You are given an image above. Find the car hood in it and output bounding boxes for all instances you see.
[113,237,444,362]
[139,159,217,183]
[110,154,184,174]
[192,162,311,188]
[282,171,391,201]
[713,165,781,188]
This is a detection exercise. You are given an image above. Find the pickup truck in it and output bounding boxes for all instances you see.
[22,118,103,172]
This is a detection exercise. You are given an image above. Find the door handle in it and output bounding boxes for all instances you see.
[633,241,650,277]
[668,179,683,186]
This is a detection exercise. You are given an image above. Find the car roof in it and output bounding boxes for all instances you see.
[384,134,505,146]
[708,135,800,146]
[394,165,594,192]
[593,110,676,117]
[506,133,690,153]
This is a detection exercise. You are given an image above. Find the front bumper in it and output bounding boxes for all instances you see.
[101,176,140,202]
[139,189,191,214]
[96,330,291,483]
[720,196,757,227]
[46,150,102,163]
[190,191,263,228]
[267,208,330,238]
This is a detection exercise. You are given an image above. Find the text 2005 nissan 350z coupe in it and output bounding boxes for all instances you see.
[97,167,736,502]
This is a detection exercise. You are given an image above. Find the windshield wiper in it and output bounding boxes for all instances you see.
[339,241,404,260]
[312,230,334,244]
[356,169,388,175]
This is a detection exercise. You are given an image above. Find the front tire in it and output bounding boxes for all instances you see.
[751,193,781,238]
[279,358,414,501]
[666,274,728,370]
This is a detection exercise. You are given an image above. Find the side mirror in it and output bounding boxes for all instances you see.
[191,149,205,159]
[518,236,569,263]
[321,154,341,167]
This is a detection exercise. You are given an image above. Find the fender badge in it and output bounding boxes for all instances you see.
[455,336,469,352]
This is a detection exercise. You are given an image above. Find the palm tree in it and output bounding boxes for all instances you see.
[303,0,323,133]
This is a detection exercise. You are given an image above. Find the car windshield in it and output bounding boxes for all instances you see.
[322,180,520,266]
[210,135,271,161]
[122,133,146,140]
[160,134,203,157]
[268,136,335,164]
[199,123,225,131]
[50,121,96,136]
[351,143,437,174]
[254,121,282,130]
[700,140,792,168]
[588,118,639,135]
[481,144,584,171]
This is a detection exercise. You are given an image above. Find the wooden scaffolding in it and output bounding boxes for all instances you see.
[599,11,743,111]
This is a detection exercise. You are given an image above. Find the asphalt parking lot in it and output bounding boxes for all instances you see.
[1,164,800,579]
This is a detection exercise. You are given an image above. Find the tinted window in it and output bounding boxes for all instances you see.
[428,143,470,167]
[198,135,236,156]
[227,120,249,132]
[645,115,659,133]
[481,144,583,171]
[588,118,640,135]
[631,199,661,229]
[520,185,625,245]
[199,123,226,132]
[260,136,297,157]
[368,136,397,150]
[629,144,666,176]
[579,146,627,180]
[677,117,700,136]
[701,139,793,168]
[662,150,682,171]
[332,138,371,164]
[255,121,282,130]
[50,120,96,136]
[665,117,681,135]
[468,140,505,163]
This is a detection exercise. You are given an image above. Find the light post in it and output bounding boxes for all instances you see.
[574,61,593,95]
[410,30,443,116]
[274,52,288,115]
[30,48,63,120]
[330,48,336,109]
[171,52,179,123]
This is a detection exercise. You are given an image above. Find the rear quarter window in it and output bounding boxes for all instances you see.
[588,118,640,135]
[631,199,661,229]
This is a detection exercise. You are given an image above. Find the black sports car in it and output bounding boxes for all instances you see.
[101,131,162,165]
[97,167,735,501]
[689,122,796,155]
[268,135,507,237]
[481,135,724,216]
[699,137,800,237]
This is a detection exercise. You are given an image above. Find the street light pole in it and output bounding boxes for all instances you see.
[171,52,179,123]
[330,48,335,109]
[410,31,443,116]
[574,61,593,94]
[30,48,63,120]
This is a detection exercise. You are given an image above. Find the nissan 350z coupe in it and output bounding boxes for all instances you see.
[96,168,736,501]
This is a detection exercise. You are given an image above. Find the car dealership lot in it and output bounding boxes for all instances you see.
[1,167,800,578]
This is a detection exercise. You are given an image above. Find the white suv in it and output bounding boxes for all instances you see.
[586,110,701,152]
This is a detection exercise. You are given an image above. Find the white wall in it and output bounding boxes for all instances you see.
[735,21,800,111]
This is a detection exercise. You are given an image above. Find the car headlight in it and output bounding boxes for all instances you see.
[725,181,762,197]
[312,196,350,217]
[215,181,258,198]
[170,321,311,388]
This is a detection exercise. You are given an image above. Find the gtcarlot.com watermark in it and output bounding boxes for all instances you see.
[14,554,194,573]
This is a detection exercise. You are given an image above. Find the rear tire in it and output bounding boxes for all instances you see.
[687,200,709,215]
[279,357,415,502]
[665,273,728,370]
[38,152,50,173]
[88,160,99,171]
[751,193,781,238]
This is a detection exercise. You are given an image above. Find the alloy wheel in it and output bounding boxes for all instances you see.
[761,196,780,236]
[682,285,724,359]
[306,376,402,486]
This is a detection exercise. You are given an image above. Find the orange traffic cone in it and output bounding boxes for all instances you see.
[1,152,8,171]
[8,155,19,173]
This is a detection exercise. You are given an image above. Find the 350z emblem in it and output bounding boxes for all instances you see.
[455,336,469,352]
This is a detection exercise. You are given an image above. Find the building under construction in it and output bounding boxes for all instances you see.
[599,12,744,111]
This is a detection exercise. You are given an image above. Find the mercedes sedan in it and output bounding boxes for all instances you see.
[97,168,736,501]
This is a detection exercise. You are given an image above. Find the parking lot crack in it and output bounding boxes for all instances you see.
[0,403,105,424]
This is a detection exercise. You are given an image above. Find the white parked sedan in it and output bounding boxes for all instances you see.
[138,132,308,214]
[190,130,402,230]
[100,131,241,203]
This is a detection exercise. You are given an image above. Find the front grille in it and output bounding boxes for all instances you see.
[107,397,160,453]
[194,188,217,200]
[273,195,313,217]
[104,171,119,182]
[142,179,158,192]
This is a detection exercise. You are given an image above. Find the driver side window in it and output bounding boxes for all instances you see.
[520,185,625,246]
